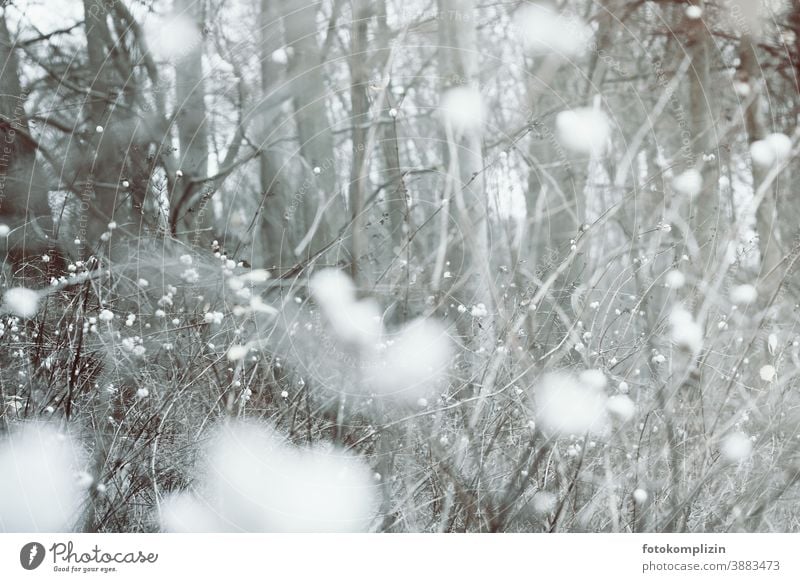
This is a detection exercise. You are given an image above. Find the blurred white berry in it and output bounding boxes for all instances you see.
[767,333,778,355]
[76,471,94,489]
[672,169,702,197]
[440,86,485,134]
[730,284,757,305]
[750,133,792,168]
[669,306,703,354]
[606,395,635,422]
[204,311,224,325]
[556,107,609,155]
[685,5,702,20]
[227,345,248,361]
[3,287,41,318]
[517,4,592,57]
[470,303,488,318]
[733,81,750,97]
[579,369,607,390]
[720,432,753,463]
[665,270,686,289]
[759,365,776,382]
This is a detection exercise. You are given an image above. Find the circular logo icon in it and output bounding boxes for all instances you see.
[20,542,45,570]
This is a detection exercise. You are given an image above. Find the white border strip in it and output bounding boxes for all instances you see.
[1,533,797,580]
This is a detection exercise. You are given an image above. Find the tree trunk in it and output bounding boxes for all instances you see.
[437,0,494,358]
[0,11,49,277]
[348,0,371,287]
[524,68,589,352]
[174,0,213,249]
[283,0,343,258]
[258,0,291,271]
[686,3,721,276]
[80,0,139,253]
[738,35,785,298]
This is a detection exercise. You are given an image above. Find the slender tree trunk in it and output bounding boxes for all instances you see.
[792,3,800,94]
[524,68,589,352]
[174,0,213,249]
[80,0,146,257]
[348,0,371,287]
[375,0,405,236]
[258,0,291,271]
[0,11,48,276]
[437,0,494,359]
[738,34,785,298]
[583,0,618,98]
[686,3,721,275]
[374,0,412,323]
[0,13,33,186]
[283,0,342,258]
